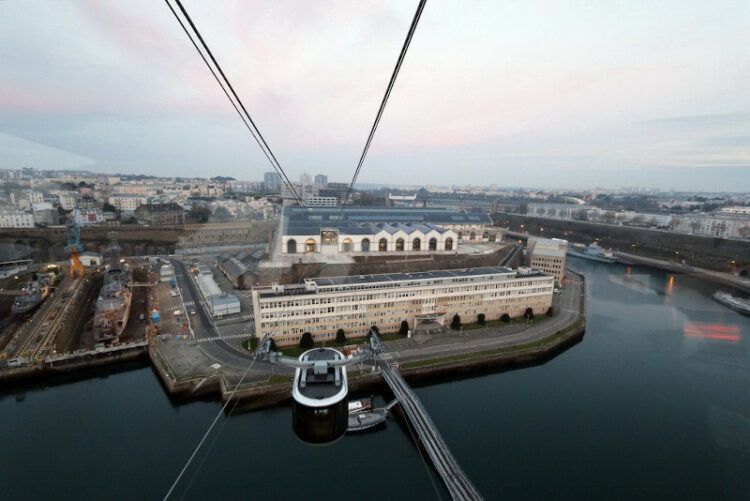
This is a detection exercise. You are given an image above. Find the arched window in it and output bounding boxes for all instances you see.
[444,237,454,251]
[429,237,437,250]
[470,231,476,240]
[412,238,421,251]
[379,238,388,251]
[396,238,405,251]
[287,239,297,253]
[361,238,370,252]
[305,239,316,253]
[342,238,352,252]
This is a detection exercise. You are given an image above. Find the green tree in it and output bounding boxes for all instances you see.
[336,328,346,344]
[399,320,410,336]
[299,332,314,349]
[525,308,535,321]
[450,314,461,330]
[247,336,259,351]
[268,338,278,352]
[477,313,486,325]
[546,306,555,316]
[500,313,511,322]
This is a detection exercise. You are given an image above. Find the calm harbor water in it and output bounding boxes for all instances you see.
[2,259,749,500]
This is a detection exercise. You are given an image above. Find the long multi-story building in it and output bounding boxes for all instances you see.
[0,209,35,228]
[252,266,554,346]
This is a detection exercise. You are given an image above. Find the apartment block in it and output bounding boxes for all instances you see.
[252,266,554,346]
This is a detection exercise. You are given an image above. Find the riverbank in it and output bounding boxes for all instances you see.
[0,342,148,386]
[613,251,750,294]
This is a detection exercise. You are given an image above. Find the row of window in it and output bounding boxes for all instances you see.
[286,236,454,253]
[258,280,553,309]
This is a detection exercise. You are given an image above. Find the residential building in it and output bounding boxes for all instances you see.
[304,195,339,207]
[253,267,554,346]
[74,208,106,226]
[32,203,60,226]
[300,173,313,187]
[314,174,328,187]
[28,191,44,206]
[264,171,282,192]
[671,214,750,239]
[0,209,34,228]
[57,192,77,210]
[108,194,149,211]
[134,202,185,225]
[527,237,567,284]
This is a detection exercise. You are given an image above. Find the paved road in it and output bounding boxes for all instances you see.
[170,259,259,371]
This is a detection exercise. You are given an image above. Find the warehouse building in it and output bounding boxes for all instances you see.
[252,266,554,346]
[194,267,241,317]
[280,206,498,255]
[216,253,254,289]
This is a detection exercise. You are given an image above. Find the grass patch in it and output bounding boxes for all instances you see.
[378,333,407,342]
[268,374,293,384]
[461,315,550,331]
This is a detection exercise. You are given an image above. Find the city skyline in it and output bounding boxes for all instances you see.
[1,0,749,190]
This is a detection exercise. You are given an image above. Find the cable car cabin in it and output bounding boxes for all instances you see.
[292,348,349,444]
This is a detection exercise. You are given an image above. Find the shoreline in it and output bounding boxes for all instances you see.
[3,269,587,408]
[612,251,750,294]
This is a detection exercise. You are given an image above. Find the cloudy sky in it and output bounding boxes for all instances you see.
[1,0,749,190]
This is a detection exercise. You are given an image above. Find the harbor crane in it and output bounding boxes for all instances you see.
[66,214,85,278]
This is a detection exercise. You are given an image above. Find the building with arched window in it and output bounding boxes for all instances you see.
[279,207,496,256]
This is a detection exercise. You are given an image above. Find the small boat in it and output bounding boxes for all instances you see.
[567,243,616,263]
[347,409,388,432]
[713,292,750,316]
[348,397,373,415]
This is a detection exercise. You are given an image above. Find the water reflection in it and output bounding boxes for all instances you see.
[683,322,741,343]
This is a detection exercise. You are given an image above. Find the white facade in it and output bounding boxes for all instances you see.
[0,210,34,228]
[28,191,44,206]
[304,196,338,207]
[672,214,750,239]
[528,237,567,284]
[283,224,459,254]
[57,192,77,210]
[109,195,149,211]
[75,208,105,226]
[253,267,554,346]
[195,272,240,317]
[80,253,103,266]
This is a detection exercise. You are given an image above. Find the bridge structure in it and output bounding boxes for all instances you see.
[378,360,483,500]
